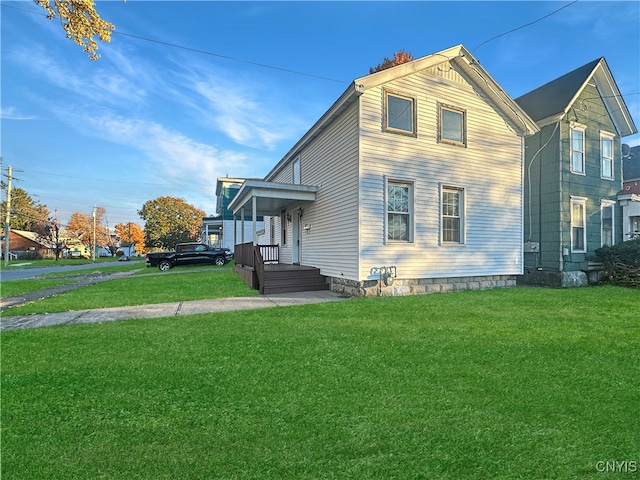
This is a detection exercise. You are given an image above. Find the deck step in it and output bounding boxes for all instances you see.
[262,266,328,295]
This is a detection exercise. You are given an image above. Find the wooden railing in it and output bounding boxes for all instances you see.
[234,243,279,294]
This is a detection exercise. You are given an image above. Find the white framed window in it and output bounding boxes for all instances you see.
[441,186,465,244]
[293,158,301,184]
[383,90,416,136]
[386,180,413,242]
[439,103,466,147]
[570,196,587,252]
[570,124,586,174]
[600,133,614,179]
[601,200,615,247]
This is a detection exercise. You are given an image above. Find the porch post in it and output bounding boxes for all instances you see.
[233,215,237,246]
[252,196,257,246]
[241,208,245,244]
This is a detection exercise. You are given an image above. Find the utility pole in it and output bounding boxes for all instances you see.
[4,165,12,267]
[92,205,97,262]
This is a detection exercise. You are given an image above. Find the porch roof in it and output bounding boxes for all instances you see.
[228,180,318,216]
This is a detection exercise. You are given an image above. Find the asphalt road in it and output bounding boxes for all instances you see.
[0,261,140,281]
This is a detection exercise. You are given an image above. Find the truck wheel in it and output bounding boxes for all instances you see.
[214,256,226,266]
[158,260,172,271]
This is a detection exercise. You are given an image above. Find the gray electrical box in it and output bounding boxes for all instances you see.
[524,242,540,253]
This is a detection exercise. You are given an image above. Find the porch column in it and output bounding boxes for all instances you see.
[233,215,237,246]
[241,208,245,244]
[252,196,258,246]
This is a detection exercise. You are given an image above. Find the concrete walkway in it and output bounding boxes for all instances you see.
[0,290,349,332]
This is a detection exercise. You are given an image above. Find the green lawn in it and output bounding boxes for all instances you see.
[2,286,638,479]
[3,267,255,314]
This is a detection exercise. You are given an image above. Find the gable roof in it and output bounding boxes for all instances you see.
[515,58,637,137]
[265,44,538,182]
[624,145,640,181]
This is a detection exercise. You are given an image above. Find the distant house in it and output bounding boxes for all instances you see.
[515,58,637,286]
[0,229,53,258]
[619,144,640,239]
[227,45,538,295]
[201,177,264,251]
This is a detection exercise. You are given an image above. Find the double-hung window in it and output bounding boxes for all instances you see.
[600,133,614,179]
[601,201,615,246]
[439,103,466,146]
[387,181,413,242]
[570,125,586,174]
[571,197,587,252]
[384,90,416,136]
[441,186,465,244]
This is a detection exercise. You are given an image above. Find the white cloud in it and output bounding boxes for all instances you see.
[0,106,36,120]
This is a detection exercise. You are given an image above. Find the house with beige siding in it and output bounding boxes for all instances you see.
[229,45,538,295]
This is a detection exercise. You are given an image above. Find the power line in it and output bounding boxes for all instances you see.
[473,0,580,52]
[1,2,347,84]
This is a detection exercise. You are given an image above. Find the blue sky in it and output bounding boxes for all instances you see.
[1,1,639,228]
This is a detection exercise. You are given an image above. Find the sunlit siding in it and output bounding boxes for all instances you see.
[270,102,360,278]
[358,66,525,280]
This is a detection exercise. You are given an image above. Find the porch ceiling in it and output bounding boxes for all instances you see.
[228,180,318,216]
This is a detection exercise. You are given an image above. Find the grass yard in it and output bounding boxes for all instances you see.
[3,267,256,315]
[2,286,639,479]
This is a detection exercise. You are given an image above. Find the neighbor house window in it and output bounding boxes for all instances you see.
[387,181,413,242]
[570,125,586,174]
[439,103,466,146]
[601,201,615,246]
[571,197,587,252]
[384,90,416,136]
[601,133,614,179]
[441,186,465,244]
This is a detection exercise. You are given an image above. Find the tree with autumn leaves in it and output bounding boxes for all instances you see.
[114,222,145,255]
[138,196,206,250]
[35,0,115,60]
[369,50,414,74]
[66,207,112,256]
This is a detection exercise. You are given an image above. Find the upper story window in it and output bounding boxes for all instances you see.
[387,180,413,242]
[439,103,466,147]
[600,133,614,179]
[570,124,586,174]
[293,158,301,184]
[383,90,416,136]
[441,186,465,244]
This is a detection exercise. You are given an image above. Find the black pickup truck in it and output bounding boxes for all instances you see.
[145,243,234,271]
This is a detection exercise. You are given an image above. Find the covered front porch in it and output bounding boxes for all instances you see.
[229,181,327,294]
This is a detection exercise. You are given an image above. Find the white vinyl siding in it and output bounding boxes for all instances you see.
[270,101,360,278]
[358,67,524,280]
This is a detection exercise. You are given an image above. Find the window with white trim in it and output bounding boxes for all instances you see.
[571,197,587,252]
[293,158,301,184]
[570,125,586,174]
[601,201,615,246]
[439,103,466,146]
[600,133,614,179]
[441,186,465,244]
[384,90,416,136]
[387,181,413,242]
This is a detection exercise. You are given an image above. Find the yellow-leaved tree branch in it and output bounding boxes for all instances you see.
[35,0,115,60]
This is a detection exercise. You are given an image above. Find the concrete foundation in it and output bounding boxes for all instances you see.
[330,275,516,297]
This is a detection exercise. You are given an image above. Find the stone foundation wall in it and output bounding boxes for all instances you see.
[329,275,517,297]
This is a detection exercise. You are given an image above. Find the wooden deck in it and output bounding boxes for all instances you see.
[234,243,328,294]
